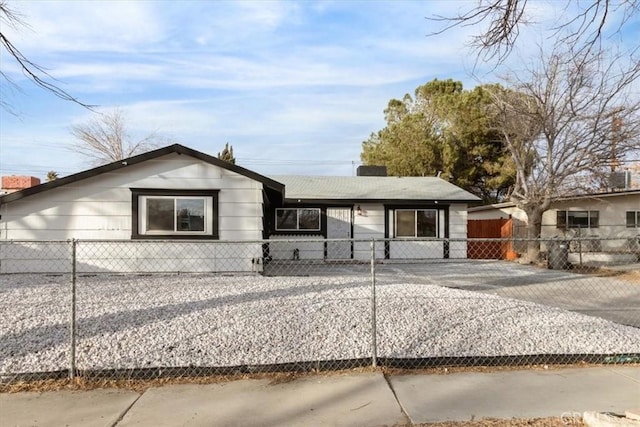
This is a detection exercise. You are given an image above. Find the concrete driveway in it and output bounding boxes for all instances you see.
[377,260,640,328]
[266,259,640,327]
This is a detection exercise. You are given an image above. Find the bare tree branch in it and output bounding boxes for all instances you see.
[428,0,639,64]
[0,0,95,112]
[429,0,531,63]
[487,44,640,260]
[70,109,170,166]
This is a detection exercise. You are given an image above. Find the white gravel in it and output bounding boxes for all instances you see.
[1,273,639,375]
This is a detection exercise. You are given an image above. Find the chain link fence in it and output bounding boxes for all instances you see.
[1,237,638,384]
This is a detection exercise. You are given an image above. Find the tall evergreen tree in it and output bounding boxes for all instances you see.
[361,79,516,203]
[46,171,58,182]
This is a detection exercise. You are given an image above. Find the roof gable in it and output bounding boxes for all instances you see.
[0,144,284,204]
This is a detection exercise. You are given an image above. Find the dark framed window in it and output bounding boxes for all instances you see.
[275,208,321,231]
[395,209,438,237]
[131,189,219,239]
[557,210,599,229]
[627,211,640,228]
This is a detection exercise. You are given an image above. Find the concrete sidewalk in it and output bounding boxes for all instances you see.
[1,366,638,426]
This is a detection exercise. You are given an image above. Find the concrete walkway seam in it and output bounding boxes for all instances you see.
[111,392,144,427]
[383,374,412,425]
[606,367,640,384]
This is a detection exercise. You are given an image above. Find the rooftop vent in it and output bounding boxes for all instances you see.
[357,165,387,177]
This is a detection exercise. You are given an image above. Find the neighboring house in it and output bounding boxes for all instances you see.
[468,190,640,252]
[0,144,479,273]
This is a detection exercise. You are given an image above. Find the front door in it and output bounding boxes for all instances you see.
[326,207,352,259]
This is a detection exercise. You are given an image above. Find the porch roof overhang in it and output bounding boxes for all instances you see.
[271,175,481,205]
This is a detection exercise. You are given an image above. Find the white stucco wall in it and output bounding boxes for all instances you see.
[468,194,640,251]
[388,204,468,259]
[449,203,469,258]
[0,153,265,241]
[268,203,387,261]
[268,235,325,260]
[353,203,385,260]
[0,153,266,273]
[267,203,470,261]
[541,194,640,250]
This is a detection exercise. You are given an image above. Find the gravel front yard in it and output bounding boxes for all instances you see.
[1,273,639,376]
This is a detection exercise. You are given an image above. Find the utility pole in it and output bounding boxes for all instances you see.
[610,107,625,172]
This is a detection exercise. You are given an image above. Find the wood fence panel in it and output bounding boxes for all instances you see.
[467,218,513,259]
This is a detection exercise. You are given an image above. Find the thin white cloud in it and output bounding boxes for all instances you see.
[137,91,377,135]
[4,1,163,53]
[51,62,164,81]
[124,101,219,138]
[3,0,479,94]
[4,0,635,180]
[23,46,449,94]
[234,1,301,29]
[182,1,302,49]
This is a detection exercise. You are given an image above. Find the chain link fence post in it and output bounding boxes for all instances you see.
[69,239,77,380]
[1,236,639,385]
[370,238,377,368]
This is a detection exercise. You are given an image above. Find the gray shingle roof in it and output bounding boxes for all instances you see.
[270,176,481,202]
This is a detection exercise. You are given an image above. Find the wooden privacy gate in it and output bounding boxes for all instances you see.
[467,218,515,259]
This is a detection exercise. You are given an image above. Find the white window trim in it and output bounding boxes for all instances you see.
[394,209,438,238]
[139,195,213,235]
[275,208,322,231]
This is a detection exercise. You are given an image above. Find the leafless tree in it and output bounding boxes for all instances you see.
[0,0,93,113]
[430,0,640,63]
[488,45,640,261]
[70,109,167,166]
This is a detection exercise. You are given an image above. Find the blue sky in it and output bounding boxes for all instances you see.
[0,0,636,179]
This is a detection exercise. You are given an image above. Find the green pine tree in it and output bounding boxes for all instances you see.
[361,79,516,203]
[46,171,59,182]
[217,143,236,164]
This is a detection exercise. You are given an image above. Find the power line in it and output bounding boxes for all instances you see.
[238,160,361,166]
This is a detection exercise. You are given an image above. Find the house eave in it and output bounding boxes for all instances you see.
[468,189,640,213]
[0,144,285,205]
[283,198,477,205]
[555,189,640,201]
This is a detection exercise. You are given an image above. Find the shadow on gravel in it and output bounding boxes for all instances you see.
[0,277,370,362]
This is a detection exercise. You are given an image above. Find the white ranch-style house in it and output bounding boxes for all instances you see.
[0,144,480,273]
[468,190,640,253]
